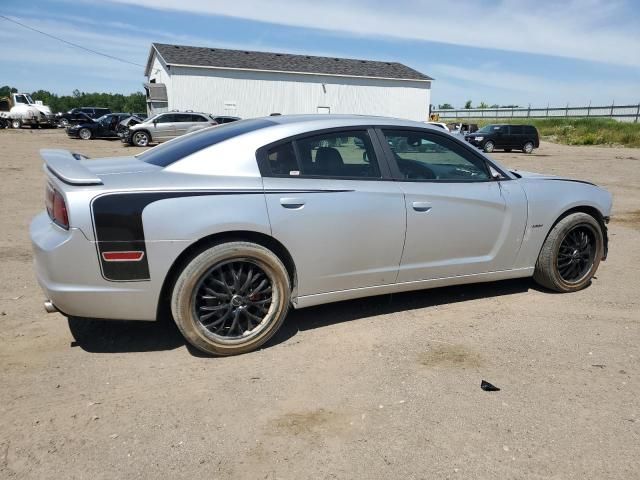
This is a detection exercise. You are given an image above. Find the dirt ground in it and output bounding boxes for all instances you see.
[0,128,638,479]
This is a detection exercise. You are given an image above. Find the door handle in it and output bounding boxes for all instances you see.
[280,197,305,209]
[412,201,432,212]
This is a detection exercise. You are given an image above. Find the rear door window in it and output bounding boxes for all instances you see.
[264,130,381,179]
[295,131,380,178]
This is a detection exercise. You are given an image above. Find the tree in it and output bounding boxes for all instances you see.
[438,103,454,110]
[478,102,489,109]
[490,104,499,108]
[0,85,18,97]
[464,100,472,109]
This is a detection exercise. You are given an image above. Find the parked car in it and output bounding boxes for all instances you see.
[212,116,241,124]
[66,113,136,140]
[57,107,112,127]
[466,124,539,153]
[122,112,218,147]
[31,116,611,356]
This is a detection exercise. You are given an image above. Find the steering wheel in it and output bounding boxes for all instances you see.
[401,160,436,180]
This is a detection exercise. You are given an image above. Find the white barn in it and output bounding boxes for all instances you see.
[144,43,432,121]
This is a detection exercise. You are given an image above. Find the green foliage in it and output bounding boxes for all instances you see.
[464,100,472,109]
[457,117,640,148]
[478,102,489,109]
[0,85,18,97]
[1,85,146,114]
[438,103,454,110]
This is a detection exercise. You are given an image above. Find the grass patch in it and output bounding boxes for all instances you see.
[450,118,640,148]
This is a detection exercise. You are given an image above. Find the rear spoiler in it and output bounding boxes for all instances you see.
[40,149,103,185]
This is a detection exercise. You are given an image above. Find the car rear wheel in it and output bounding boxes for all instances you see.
[523,141,534,154]
[483,141,495,153]
[132,131,150,147]
[59,118,69,128]
[79,128,92,140]
[533,212,603,292]
[171,241,291,356]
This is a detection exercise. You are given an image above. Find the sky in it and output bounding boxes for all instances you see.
[1,0,639,108]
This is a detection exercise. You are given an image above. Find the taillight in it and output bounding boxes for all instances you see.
[45,184,69,229]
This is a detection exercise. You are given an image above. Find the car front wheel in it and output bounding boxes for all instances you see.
[171,241,291,356]
[79,128,92,140]
[483,141,495,153]
[533,212,604,292]
[132,131,150,147]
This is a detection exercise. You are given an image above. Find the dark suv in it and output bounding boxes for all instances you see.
[466,124,539,154]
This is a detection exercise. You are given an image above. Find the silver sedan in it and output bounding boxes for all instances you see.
[31,115,612,355]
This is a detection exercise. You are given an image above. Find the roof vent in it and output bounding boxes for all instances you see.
[361,60,366,63]
[305,56,311,59]
[210,48,216,52]
[244,51,250,54]
[334,58,340,61]
[174,46,180,49]
[275,53,282,56]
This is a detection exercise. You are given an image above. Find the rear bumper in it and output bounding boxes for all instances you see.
[30,212,158,320]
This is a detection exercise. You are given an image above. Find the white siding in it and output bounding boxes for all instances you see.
[162,67,430,121]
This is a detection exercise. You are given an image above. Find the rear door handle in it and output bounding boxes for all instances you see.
[412,201,432,212]
[280,197,305,209]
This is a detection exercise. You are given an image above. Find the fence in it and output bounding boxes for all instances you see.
[432,103,640,123]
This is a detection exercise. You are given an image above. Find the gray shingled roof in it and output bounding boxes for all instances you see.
[147,43,431,81]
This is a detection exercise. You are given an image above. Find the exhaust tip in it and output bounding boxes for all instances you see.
[44,300,59,313]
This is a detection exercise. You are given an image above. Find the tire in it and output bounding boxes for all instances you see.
[79,128,92,140]
[59,118,69,128]
[171,241,291,356]
[483,141,495,153]
[132,131,150,147]
[533,212,604,292]
[523,141,534,154]
[11,119,22,129]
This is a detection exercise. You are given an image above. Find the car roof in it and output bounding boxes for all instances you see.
[266,114,433,130]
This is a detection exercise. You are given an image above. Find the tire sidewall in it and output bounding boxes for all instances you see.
[133,131,149,147]
[540,214,603,292]
[171,242,290,356]
[523,141,534,153]
[483,141,494,153]
[79,128,92,140]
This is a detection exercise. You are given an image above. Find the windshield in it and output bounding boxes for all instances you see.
[137,118,275,167]
[144,114,161,123]
[15,94,28,104]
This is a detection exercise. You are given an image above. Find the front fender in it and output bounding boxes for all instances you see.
[514,179,612,268]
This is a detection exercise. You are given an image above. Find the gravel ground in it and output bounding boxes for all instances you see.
[0,128,638,479]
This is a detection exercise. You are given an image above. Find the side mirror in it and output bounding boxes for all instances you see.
[153,119,158,126]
